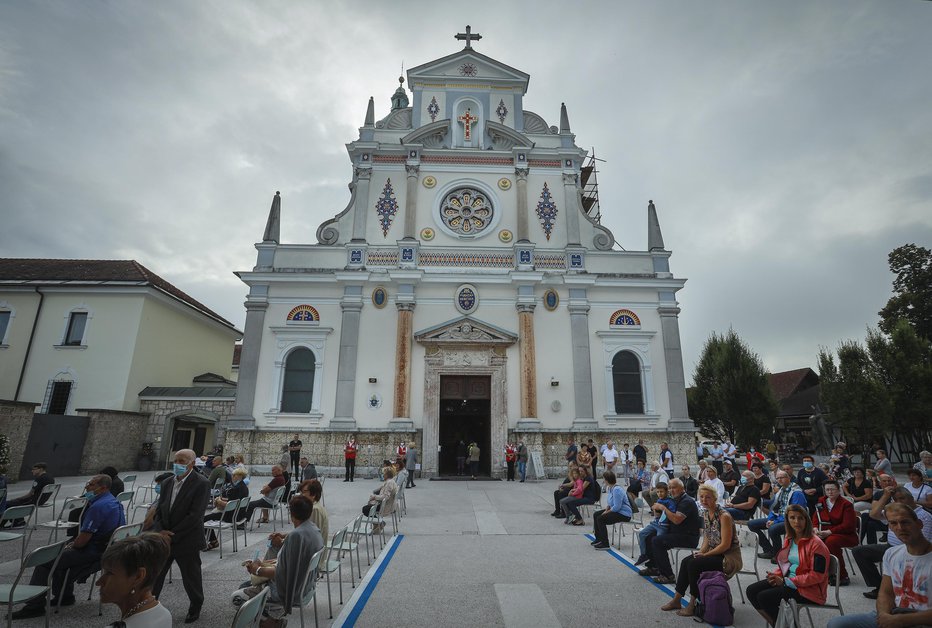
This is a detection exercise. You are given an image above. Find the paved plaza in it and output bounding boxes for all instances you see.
[1,470,885,627]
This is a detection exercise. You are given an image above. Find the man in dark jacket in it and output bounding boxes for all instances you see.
[151,448,210,623]
[2,462,55,527]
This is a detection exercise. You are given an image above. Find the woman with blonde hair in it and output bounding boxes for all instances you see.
[661,484,742,616]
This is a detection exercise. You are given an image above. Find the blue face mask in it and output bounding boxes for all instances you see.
[739,477,748,485]
[154,485,161,494]
[173,463,188,477]
[84,490,96,500]
[803,461,814,470]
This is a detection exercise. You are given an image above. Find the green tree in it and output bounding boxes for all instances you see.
[879,244,932,340]
[818,340,891,449]
[688,329,779,446]
[866,320,932,451]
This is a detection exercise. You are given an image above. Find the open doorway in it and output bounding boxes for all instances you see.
[439,375,491,476]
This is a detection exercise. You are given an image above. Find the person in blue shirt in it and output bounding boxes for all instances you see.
[746,470,808,559]
[591,470,632,549]
[635,482,677,564]
[13,473,126,618]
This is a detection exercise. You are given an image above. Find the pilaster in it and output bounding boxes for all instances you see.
[568,288,597,429]
[350,166,372,242]
[658,297,694,430]
[516,297,538,423]
[228,289,268,430]
[562,171,581,246]
[514,167,530,241]
[403,164,419,239]
[390,285,416,431]
[331,285,364,430]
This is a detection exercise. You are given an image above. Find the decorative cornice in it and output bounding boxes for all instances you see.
[401,120,451,149]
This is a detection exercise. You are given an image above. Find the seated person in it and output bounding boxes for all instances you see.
[12,474,125,618]
[239,496,325,627]
[561,468,599,526]
[204,468,250,549]
[697,459,712,482]
[748,470,808,559]
[638,479,701,583]
[702,466,727,508]
[861,473,896,544]
[300,480,328,543]
[842,466,873,514]
[643,462,668,506]
[745,504,830,626]
[752,462,773,513]
[558,468,584,522]
[904,467,932,508]
[67,465,125,537]
[812,479,858,586]
[678,465,699,500]
[206,456,232,491]
[550,463,579,517]
[797,454,828,512]
[2,462,55,526]
[827,503,932,628]
[725,470,761,521]
[363,467,398,534]
[97,533,172,625]
[635,481,675,565]
[590,470,632,549]
[243,465,287,525]
[720,460,740,494]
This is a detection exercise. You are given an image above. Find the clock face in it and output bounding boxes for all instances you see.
[459,63,478,77]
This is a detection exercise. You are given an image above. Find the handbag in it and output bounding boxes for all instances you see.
[773,599,799,628]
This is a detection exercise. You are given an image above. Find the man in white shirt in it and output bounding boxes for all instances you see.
[619,442,634,484]
[702,466,727,507]
[723,439,737,464]
[602,441,619,473]
[659,442,675,479]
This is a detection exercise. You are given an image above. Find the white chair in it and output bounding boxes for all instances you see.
[230,583,269,628]
[843,516,862,577]
[115,490,135,520]
[0,541,67,628]
[250,486,287,532]
[733,532,761,604]
[332,515,364,588]
[63,522,143,615]
[129,486,157,524]
[38,496,86,543]
[0,505,36,563]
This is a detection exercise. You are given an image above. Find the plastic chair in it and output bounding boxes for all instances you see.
[792,555,844,627]
[250,486,287,532]
[321,527,347,618]
[230,584,268,628]
[733,532,761,604]
[297,548,324,628]
[122,474,137,493]
[0,540,67,628]
[35,484,61,526]
[333,515,364,588]
[66,522,143,615]
[115,491,135,520]
[0,505,36,563]
[234,497,251,548]
[318,476,326,508]
[37,496,86,543]
[204,499,241,559]
[843,516,862,577]
[129,487,157,524]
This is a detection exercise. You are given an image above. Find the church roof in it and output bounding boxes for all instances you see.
[0,258,240,332]
[138,385,237,398]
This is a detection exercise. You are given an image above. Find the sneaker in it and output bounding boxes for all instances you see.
[634,555,649,566]
[564,516,575,525]
[590,539,600,545]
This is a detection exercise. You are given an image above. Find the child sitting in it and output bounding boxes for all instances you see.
[634,482,676,565]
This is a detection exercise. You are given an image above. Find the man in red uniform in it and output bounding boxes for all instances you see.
[344,436,358,482]
[504,443,517,481]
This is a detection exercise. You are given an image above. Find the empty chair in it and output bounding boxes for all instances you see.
[34,483,61,526]
[121,474,137,493]
[0,541,67,628]
[320,527,347,619]
[0,505,36,562]
[38,496,86,543]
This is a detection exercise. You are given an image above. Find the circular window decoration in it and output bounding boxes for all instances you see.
[459,63,478,77]
[371,287,388,309]
[543,289,559,311]
[440,187,494,236]
[455,284,479,315]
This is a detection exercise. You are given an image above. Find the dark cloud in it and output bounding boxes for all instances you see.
[1,1,930,380]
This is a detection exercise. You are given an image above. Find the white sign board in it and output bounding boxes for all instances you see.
[530,451,546,480]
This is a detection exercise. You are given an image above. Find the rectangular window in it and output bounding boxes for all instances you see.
[0,311,10,343]
[64,312,87,346]
[48,381,72,415]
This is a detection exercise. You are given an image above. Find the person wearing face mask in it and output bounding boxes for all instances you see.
[151,449,210,624]
[796,455,827,512]
[746,446,765,470]
[203,468,250,550]
[725,470,761,521]
[12,474,125,619]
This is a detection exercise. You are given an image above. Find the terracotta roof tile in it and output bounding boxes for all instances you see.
[767,367,819,401]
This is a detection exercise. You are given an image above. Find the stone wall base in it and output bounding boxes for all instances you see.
[76,408,150,475]
[0,400,39,483]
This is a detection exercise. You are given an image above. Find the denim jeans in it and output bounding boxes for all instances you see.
[637,520,668,557]
[517,460,527,481]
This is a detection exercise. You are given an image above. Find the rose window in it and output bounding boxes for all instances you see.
[440,188,493,235]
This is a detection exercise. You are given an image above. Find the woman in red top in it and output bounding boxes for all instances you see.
[746,504,830,626]
[812,479,858,585]
[504,443,517,482]
[344,436,358,482]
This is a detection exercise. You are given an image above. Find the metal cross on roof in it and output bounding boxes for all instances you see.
[455,25,482,49]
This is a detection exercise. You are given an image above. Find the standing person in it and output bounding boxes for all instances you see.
[297,456,317,482]
[405,441,418,488]
[745,504,830,626]
[12,474,125,619]
[619,443,634,485]
[746,446,766,470]
[748,471,808,559]
[827,503,932,628]
[504,442,517,481]
[659,442,675,479]
[723,439,737,465]
[575,443,593,476]
[633,439,648,465]
[151,449,210,624]
[277,445,292,490]
[396,441,407,461]
[710,441,725,476]
[602,441,619,485]
[565,438,578,464]
[766,440,778,462]
[661,484,742,617]
[585,439,599,480]
[812,480,858,586]
[517,440,528,483]
[456,440,468,477]
[873,448,893,477]
[96,533,172,627]
[344,435,358,482]
[288,434,302,479]
[468,442,481,479]
[591,470,632,550]
[797,454,828,512]
[696,438,706,464]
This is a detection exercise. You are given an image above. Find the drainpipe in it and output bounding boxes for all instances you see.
[15,287,44,401]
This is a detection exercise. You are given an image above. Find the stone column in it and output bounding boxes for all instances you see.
[391,302,415,429]
[228,289,268,429]
[331,285,363,430]
[659,300,694,430]
[562,172,581,245]
[568,288,597,429]
[350,167,372,241]
[515,167,530,241]
[517,303,538,420]
[403,164,419,239]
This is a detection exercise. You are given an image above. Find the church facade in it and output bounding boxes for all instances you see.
[226,31,695,476]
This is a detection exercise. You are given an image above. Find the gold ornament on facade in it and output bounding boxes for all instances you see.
[420,227,435,240]
[498,178,512,190]
[498,229,513,243]
[422,175,437,188]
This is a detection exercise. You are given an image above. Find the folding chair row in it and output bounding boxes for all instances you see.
[204,496,251,559]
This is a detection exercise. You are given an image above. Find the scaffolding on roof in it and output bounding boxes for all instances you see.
[580,148,605,223]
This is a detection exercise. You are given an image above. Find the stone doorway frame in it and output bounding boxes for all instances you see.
[415,317,517,478]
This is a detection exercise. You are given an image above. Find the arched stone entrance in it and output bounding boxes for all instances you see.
[415,317,516,478]
[161,410,219,466]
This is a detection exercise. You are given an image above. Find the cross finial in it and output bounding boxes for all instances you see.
[455,25,482,49]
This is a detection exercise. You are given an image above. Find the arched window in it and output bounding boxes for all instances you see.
[612,350,643,414]
[280,348,316,413]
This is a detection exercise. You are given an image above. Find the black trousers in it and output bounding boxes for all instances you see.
[506,461,515,481]
[345,458,355,481]
[406,468,416,488]
[153,548,204,611]
[675,554,724,597]
[290,451,300,478]
[646,532,700,577]
[745,579,808,621]
[553,488,570,512]
[470,461,479,477]
[592,509,630,544]
[852,543,889,588]
[23,547,101,607]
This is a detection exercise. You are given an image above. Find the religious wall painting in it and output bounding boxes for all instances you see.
[371,287,388,309]
[427,97,440,122]
[455,284,479,315]
[440,187,493,236]
[420,227,435,241]
[543,289,559,311]
[496,99,508,123]
[375,178,399,237]
[535,182,558,240]
[609,309,641,327]
[286,304,320,323]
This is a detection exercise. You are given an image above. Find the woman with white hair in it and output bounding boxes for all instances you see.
[914,450,932,487]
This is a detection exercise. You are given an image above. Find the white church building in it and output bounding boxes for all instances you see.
[225,28,695,476]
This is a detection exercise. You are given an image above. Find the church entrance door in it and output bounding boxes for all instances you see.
[439,375,491,476]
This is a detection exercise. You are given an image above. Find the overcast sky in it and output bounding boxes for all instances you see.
[2,1,930,382]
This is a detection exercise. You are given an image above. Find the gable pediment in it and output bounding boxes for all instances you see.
[408,50,529,91]
[415,316,517,346]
